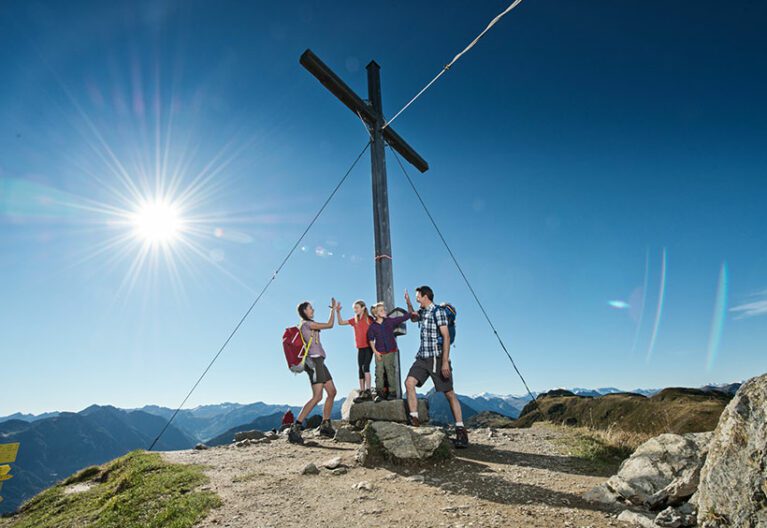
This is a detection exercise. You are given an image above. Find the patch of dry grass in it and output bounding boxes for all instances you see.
[548,423,648,474]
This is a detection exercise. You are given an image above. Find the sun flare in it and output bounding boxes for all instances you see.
[131,200,182,244]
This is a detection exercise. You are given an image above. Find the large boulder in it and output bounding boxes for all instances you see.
[585,432,712,510]
[697,373,767,528]
[357,421,452,466]
[349,398,429,424]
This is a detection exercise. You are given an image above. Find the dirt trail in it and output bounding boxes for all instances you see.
[163,424,625,528]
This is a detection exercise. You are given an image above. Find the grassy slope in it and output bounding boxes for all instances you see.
[0,451,220,528]
[513,388,730,436]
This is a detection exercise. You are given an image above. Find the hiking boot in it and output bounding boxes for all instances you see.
[409,415,421,427]
[374,393,384,403]
[386,392,398,401]
[287,423,304,445]
[353,389,373,404]
[454,426,469,449]
[318,419,335,438]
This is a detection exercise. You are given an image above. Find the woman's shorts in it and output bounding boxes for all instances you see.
[305,356,332,385]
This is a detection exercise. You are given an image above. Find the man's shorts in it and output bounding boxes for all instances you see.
[407,355,453,393]
[305,356,332,385]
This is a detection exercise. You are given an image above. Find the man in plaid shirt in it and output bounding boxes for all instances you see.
[404,285,469,448]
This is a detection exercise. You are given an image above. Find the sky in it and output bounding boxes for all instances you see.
[1,0,765,416]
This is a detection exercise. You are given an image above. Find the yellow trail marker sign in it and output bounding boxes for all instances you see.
[0,443,19,464]
[0,443,20,503]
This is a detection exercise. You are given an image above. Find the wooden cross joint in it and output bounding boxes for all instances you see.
[300,49,429,173]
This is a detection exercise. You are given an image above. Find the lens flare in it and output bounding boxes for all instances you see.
[608,300,630,309]
[645,247,667,363]
[629,248,650,355]
[706,263,728,371]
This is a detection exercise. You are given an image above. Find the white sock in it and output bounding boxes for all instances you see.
[456,421,464,427]
[410,412,419,418]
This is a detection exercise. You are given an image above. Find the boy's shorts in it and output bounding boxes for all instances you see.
[407,355,453,393]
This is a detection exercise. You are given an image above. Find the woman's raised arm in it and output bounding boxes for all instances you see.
[309,298,337,330]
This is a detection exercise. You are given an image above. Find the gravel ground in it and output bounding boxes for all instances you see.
[162,423,626,528]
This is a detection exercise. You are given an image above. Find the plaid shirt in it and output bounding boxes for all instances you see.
[415,303,448,359]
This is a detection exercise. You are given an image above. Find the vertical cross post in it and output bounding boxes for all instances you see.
[367,61,400,397]
[299,49,429,400]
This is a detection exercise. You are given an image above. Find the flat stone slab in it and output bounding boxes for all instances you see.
[348,398,429,424]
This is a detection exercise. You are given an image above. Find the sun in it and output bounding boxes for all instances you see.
[131,200,182,244]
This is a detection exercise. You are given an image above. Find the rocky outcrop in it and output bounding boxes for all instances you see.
[357,421,452,466]
[234,430,266,442]
[586,432,711,510]
[696,373,767,528]
[349,398,429,424]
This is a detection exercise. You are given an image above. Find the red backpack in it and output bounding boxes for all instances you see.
[282,324,312,373]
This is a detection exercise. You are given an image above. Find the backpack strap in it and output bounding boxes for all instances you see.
[297,321,314,367]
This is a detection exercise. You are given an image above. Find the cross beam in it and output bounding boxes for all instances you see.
[300,50,429,173]
[300,49,429,398]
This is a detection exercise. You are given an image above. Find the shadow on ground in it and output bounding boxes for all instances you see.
[383,454,616,513]
[459,442,618,478]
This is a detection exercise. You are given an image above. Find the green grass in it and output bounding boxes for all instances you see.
[0,451,220,528]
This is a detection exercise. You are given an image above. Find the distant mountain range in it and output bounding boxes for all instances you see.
[0,383,742,514]
[0,411,60,423]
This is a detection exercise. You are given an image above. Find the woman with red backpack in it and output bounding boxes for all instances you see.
[288,298,338,444]
[337,300,374,402]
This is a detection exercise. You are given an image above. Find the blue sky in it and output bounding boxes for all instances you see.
[1,1,765,415]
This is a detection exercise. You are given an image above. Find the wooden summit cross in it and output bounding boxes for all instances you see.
[300,49,429,398]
